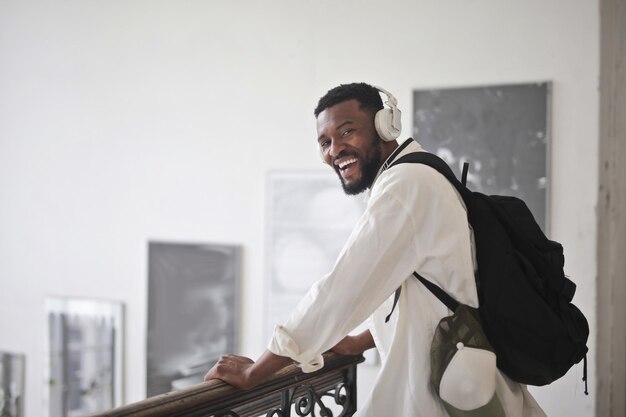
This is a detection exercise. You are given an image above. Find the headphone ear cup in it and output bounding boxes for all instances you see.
[375,108,400,142]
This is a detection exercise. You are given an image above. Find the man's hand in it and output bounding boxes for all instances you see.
[331,329,375,356]
[204,354,255,390]
[204,350,293,390]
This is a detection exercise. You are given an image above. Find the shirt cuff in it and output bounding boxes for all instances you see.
[267,325,324,373]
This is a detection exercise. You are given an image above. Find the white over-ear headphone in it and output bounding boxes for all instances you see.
[374,86,402,142]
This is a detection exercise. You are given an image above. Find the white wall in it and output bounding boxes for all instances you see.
[0,1,598,416]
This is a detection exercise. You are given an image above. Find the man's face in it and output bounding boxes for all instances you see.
[316,99,383,195]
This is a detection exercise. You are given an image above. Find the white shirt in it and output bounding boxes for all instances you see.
[268,139,546,417]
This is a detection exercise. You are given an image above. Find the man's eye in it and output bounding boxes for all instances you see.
[341,129,353,137]
[320,140,330,148]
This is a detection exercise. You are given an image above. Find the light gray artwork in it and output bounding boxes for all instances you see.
[44,297,123,417]
[147,242,240,396]
[0,352,25,417]
[413,83,550,231]
[265,171,366,339]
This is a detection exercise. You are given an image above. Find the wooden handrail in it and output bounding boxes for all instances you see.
[91,352,364,417]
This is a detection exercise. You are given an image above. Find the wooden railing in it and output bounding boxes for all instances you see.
[92,352,364,417]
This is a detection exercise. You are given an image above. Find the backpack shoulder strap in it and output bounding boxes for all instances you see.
[385,272,461,321]
[389,152,470,200]
[413,272,460,312]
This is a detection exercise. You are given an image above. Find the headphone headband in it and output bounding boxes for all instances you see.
[375,86,398,107]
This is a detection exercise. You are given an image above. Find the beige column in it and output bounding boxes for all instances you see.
[597,0,626,415]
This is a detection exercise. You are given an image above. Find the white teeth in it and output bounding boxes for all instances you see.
[337,158,357,169]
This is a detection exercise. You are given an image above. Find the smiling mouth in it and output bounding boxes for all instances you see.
[334,157,359,181]
[336,157,358,170]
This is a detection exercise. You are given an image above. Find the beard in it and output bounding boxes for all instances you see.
[334,137,383,195]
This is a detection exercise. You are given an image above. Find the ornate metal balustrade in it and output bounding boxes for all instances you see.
[92,352,364,417]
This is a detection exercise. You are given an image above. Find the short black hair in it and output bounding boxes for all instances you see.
[314,82,383,118]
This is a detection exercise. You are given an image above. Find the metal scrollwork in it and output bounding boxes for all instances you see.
[293,384,343,417]
[332,382,353,417]
[266,408,287,417]
[333,382,348,406]
[294,385,316,416]
[215,403,289,417]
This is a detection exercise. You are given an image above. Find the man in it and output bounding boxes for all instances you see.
[205,83,545,416]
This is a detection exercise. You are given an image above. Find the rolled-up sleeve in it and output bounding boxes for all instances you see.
[268,325,325,372]
[267,168,434,372]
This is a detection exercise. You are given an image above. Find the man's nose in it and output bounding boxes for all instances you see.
[329,138,346,158]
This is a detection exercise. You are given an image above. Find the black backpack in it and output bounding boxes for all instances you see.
[389,151,590,391]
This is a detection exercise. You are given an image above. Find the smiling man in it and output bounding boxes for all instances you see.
[316,96,392,195]
[204,83,545,417]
